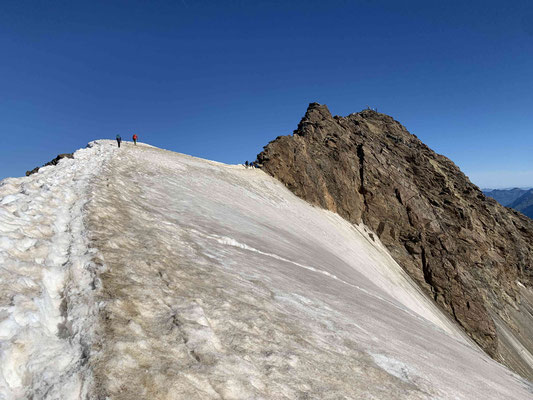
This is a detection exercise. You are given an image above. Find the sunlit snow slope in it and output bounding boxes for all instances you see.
[1,140,532,399]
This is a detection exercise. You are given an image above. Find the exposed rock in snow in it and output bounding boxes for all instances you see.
[26,153,74,176]
[1,140,532,399]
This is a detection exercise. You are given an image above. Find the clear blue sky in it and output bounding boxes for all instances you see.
[1,0,532,188]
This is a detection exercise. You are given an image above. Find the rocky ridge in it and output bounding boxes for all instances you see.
[257,103,533,380]
[26,153,73,176]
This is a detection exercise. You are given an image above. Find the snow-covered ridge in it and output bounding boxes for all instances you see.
[0,141,115,399]
[1,140,532,399]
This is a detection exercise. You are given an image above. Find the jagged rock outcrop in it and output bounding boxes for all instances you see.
[257,103,533,380]
[26,153,73,176]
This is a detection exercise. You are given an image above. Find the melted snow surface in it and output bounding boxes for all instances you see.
[0,142,115,399]
[1,140,532,399]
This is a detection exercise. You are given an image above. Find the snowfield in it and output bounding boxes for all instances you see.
[1,140,532,399]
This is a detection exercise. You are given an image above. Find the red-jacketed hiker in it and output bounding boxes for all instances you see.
[133,134,138,145]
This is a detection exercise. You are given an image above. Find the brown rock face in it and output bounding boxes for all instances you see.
[257,103,533,380]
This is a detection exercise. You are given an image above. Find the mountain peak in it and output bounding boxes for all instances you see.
[257,103,533,381]
[293,103,334,137]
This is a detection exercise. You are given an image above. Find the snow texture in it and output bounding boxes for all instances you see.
[1,140,533,399]
[0,142,114,399]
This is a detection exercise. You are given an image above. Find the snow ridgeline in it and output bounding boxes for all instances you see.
[1,140,532,399]
[0,141,115,399]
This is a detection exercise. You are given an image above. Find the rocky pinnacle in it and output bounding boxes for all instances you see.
[257,103,533,380]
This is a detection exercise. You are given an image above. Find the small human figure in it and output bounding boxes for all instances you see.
[116,134,122,148]
[244,161,249,169]
[132,134,138,145]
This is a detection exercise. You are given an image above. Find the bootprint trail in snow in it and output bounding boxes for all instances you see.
[0,141,115,399]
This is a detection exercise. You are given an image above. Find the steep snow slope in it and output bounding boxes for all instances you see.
[1,140,532,399]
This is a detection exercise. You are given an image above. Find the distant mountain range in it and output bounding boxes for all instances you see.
[484,188,533,218]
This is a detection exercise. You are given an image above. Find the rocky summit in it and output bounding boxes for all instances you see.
[257,103,533,380]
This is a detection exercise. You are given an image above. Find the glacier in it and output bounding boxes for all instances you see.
[0,140,532,399]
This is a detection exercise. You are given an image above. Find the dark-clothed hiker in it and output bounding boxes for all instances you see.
[245,161,249,168]
[116,134,122,148]
[133,134,138,145]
